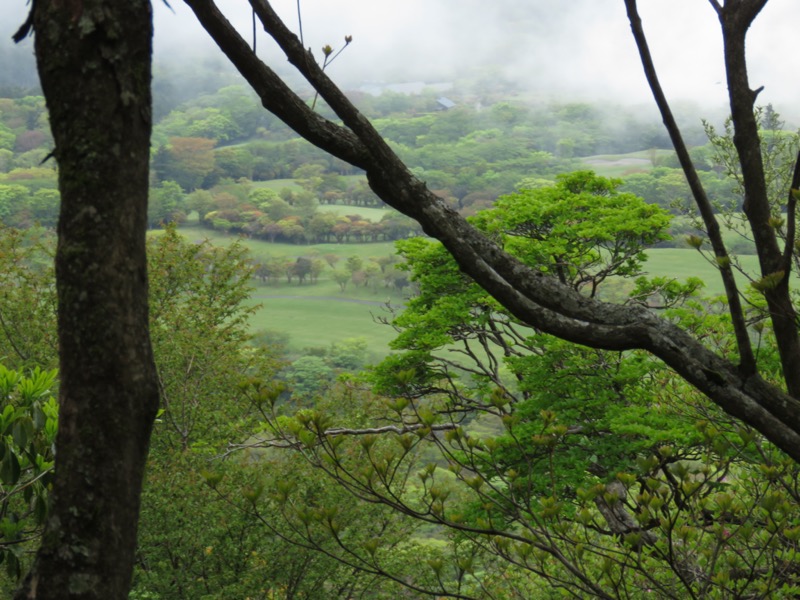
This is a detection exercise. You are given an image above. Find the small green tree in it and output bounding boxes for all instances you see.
[147,180,186,227]
[146,226,260,452]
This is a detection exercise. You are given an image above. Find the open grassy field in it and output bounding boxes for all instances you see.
[170,216,767,359]
[249,179,303,192]
[247,293,399,357]
[644,247,760,297]
[169,225,405,355]
[579,149,673,177]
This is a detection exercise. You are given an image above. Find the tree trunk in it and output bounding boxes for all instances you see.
[15,1,159,598]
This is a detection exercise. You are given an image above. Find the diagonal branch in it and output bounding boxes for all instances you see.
[182,0,369,169]
[182,0,800,462]
[782,152,800,272]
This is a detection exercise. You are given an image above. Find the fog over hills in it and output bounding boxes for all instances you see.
[1,1,797,118]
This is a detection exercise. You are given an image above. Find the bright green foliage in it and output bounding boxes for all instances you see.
[0,185,29,223]
[0,124,15,153]
[471,170,672,295]
[705,106,799,217]
[285,355,334,400]
[235,383,455,599]
[0,364,57,582]
[254,172,800,597]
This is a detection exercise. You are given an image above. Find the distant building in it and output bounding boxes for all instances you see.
[436,97,456,110]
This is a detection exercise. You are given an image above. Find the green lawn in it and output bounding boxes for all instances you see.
[168,218,770,359]
[645,247,760,296]
[579,149,672,177]
[166,224,406,356]
[248,294,399,357]
[249,179,304,192]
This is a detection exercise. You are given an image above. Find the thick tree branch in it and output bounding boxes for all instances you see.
[183,0,800,462]
[182,0,370,170]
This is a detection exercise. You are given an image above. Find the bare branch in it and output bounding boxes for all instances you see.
[221,422,457,458]
[624,0,755,375]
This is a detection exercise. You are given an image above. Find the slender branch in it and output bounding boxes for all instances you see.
[221,423,457,457]
[296,0,304,48]
[624,0,755,376]
[782,151,800,272]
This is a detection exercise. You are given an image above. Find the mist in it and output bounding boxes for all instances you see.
[2,1,797,118]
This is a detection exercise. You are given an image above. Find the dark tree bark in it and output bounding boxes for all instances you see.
[14,1,160,598]
[183,0,800,461]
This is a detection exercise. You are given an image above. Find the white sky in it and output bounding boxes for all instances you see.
[3,1,798,116]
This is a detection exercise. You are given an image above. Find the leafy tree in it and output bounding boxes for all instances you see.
[0,227,57,370]
[147,226,259,452]
[473,171,671,296]
[147,180,186,227]
[255,173,800,598]
[185,188,215,221]
[702,106,800,260]
[0,149,13,173]
[327,337,369,371]
[213,145,255,180]
[133,231,294,600]
[332,269,350,292]
[251,187,292,221]
[26,189,60,228]
[0,124,15,152]
[286,356,334,401]
[0,185,29,223]
[162,136,216,191]
[12,0,800,598]
[290,256,313,284]
[308,211,337,242]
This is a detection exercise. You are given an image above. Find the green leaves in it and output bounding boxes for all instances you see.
[0,364,57,579]
[472,170,672,292]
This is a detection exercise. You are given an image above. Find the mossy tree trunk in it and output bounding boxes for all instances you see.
[15,1,159,598]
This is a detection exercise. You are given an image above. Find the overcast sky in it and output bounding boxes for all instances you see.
[3,1,797,115]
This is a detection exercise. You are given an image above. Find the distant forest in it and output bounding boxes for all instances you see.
[0,49,796,251]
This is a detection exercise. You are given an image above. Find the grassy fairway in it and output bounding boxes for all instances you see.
[248,294,398,357]
[167,219,767,359]
[644,248,760,297]
[169,224,406,355]
[579,149,673,177]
